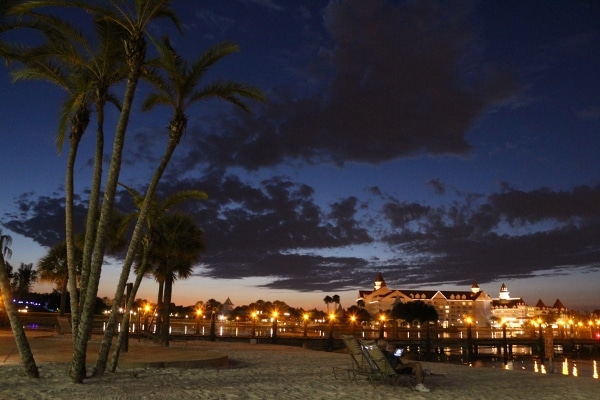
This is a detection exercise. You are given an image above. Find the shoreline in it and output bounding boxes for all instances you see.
[1,332,598,399]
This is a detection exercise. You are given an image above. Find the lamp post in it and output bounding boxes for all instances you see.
[350,315,356,337]
[137,307,141,341]
[195,309,202,335]
[466,317,473,362]
[328,313,335,351]
[303,313,309,337]
[143,304,150,333]
[271,311,278,344]
[251,312,257,338]
[209,310,216,341]
[502,323,508,365]
[537,318,544,358]
[378,314,386,340]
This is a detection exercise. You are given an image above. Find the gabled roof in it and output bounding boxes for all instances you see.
[375,272,387,287]
[552,298,566,311]
[535,299,547,309]
[223,297,233,306]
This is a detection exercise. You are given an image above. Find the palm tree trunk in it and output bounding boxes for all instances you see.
[160,277,173,347]
[155,280,164,337]
[59,278,68,317]
[65,135,82,335]
[70,51,143,384]
[79,98,105,324]
[108,248,150,372]
[94,138,179,375]
[0,253,39,378]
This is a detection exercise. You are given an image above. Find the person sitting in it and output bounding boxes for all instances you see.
[377,340,430,393]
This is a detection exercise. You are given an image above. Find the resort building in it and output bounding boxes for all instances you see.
[489,283,529,327]
[357,274,492,328]
[357,273,568,328]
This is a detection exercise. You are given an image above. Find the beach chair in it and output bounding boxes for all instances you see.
[359,340,446,388]
[334,335,375,382]
[359,339,416,387]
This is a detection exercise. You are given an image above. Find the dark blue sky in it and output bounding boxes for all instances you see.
[1,0,599,311]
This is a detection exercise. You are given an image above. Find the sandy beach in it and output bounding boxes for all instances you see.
[0,332,598,400]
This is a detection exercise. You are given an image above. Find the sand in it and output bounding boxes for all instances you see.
[0,332,598,400]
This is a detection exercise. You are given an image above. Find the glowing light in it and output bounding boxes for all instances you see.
[593,361,598,379]
[562,359,569,376]
[534,360,539,373]
[541,364,546,374]
[572,362,578,377]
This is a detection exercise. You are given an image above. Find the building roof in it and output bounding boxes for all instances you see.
[223,297,233,306]
[552,298,566,311]
[375,272,386,287]
[535,299,547,309]
[492,298,526,309]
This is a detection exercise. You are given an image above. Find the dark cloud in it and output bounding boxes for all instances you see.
[428,178,446,195]
[5,176,598,295]
[178,0,519,172]
[379,184,600,286]
[1,193,85,247]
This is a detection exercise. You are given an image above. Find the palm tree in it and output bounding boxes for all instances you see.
[147,213,205,347]
[332,294,340,313]
[20,0,181,383]
[0,231,39,378]
[8,8,126,337]
[106,185,206,371]
[37,242,83,316]
[98,35,263,374]
[10,262,38,299]
[324,295,333,313]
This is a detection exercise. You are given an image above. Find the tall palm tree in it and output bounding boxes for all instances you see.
[332,294,340,313]
[8,9,126,337]
[11,0,181,383]
[324,295,333,313]
[106,185,206,371]
[147,213,205,347]
[0,231,39,378]
[97,35,263,374]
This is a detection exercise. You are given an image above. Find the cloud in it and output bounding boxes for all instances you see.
[379,184,600,286]
[6,175,598,295]
[178,0,519,172]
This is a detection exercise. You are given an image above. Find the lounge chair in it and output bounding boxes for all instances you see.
[359,340,446,389]
[358,339,416,387]
[334,335,375,382]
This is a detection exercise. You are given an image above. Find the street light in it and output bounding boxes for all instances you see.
[271,311,278,344]
[465,316,473,361]
[379,314,386,340]
[251,311,257,338]
[350,315,357,337]
[303,313,309,337]
[328,313,336,351]
[143,304,151,333]
[195,309,202,335]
